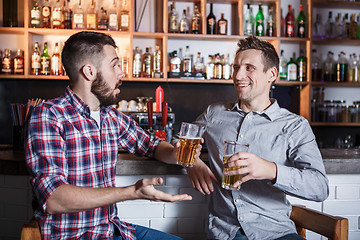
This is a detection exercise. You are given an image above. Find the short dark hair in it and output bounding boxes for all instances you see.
[62,31,117,82]
[236,36,279,75]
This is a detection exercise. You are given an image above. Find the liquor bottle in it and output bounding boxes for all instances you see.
[266,7,275,37]
[42,0,51,28]
[323,51,335,82]
[31,41,41,75]
[41,41,51,75]
[244,4,254,36]
[343,13,350,39]
[13,49,24,75]
[122,54,129,77]
[133,47,142,77]
[73,0,84,29]
[1,49,12,74]
[98,7,108,30]
[313,14,324,39]
[51,42,62,76]
[297,4,306,38]
[63,0,72,29]
[3,0,17,27]
[279,50,288,80]
[349,13,357,40]
[280,8,286,37]
[335,13,343,39]
[312,49,323,82]
[119,0,130,31]
[217,13,228,35]
[206,55,214,79]
[335,52,348,82]
[255,4,264,36]
[207,3,216,34]
[168,3,179,33]
[31,0,41,28]
[223,54,231,80]
[194,52,205,73]
[357,14,360,39]
[142,47,152,78]
[108,0,118,31]
[285,5,294,37]
[325,11,334,39]
[297,50,307,82]
[152,45,162,78]
[191,4,201,34]
[348,53,359,82]
[287,53,297,81]
[182,46,192,73]
[52,0,63,29]
[179,9,190,33]
[86,0,97,30]
[214,53,222,79]
[170,51,181,73]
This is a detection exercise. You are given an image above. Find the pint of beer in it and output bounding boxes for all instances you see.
[176,122,205,167]
[221,141,249,190]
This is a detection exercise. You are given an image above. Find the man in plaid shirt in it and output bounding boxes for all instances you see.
[26,31,192,240]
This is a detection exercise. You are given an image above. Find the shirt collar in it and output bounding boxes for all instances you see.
[229,99,280,121]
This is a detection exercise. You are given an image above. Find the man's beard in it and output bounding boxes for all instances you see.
[91,72,122,107]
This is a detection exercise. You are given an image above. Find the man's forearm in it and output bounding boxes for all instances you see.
[154,141,177,164]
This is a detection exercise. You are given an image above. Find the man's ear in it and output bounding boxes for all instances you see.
[82,64,97,81]
[268,66,278,83]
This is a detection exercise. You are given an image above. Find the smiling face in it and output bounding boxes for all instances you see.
[91,45,125,107]
[232,49,277,111]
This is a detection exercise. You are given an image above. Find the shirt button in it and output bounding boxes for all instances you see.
[239,216,244,221]
[239,134,244,138]
[246,116,251,119]
[235,199,240,203]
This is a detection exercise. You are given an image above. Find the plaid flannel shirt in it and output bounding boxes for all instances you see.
[26,86,161,239]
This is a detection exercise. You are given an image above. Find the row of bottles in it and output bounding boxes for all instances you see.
[279,50,307,81]
[133,45,163,78]
[313,11,360,39]
[1,49,24,75]
[30,0,129,31]
[312,50,360,82]
[31,41,63,76]
[168,2,202,34]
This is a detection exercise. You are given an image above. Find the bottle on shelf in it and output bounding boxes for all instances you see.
[323,51,335,82]
[13,49,24,75]
[206,55,214,79]
[325,11,334,39]
[1,49,12,75]
[168,2,179,33]
[180,9,190,33]
[170,51,181,73]
[42,0,51,28]
[279,50,288,80]
[108,0,118,31]
[51,42,62,76]
[31,41,41,75]
[98,7,108,30]
[313,14,324,39]
[52,0,63,29]
[142,47,152,78]
[191,3,201,34]
[223,54,231,80]
[255,4,265,36]
[349,13,357,40]
[31,0,41,28]
[207,3,216,34]
[214,53,222,79]
[122,53,129,77]
[311,49,323,82]
[119,0,130,31]
[41,42,51,75]
[3,0,17,27]
[133,46,142,78]
[334,13,343,39]
[348,53,359,82]
[63,0,73,29]
[194,52,205,73]
[182,46,192,73]
[357,14,360,39]
[217,13,228,35]
[280,8,286,37]
[86,0,97,30]
[297,4,306,38]
[244,4,254,36]
[73,0,84,29]
[287,53,297,81]
[152,45,163,78]
[285,5,294,37]
[266,6,275,37]
[343,13,350,39]
[297,49,307,82]
[335,52,348,82]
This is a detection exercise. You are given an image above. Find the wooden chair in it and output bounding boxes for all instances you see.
[20,217,41,240]
[290,205,349,240]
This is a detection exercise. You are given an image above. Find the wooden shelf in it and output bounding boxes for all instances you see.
[0,27,25,34]
[312,0,360,9]
[311,122,360,127]
[275,80,309,86]
[312,82,360,87]
[312,38,360,46]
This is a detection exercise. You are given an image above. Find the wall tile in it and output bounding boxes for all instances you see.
[116,203,164,218]
[336,185,360,200]
[164,203,208,218]
[178,217,205,233]
[323,200,360,215]
[150,218,178,233]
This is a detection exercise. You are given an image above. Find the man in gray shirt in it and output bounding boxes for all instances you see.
[186,36,329,240]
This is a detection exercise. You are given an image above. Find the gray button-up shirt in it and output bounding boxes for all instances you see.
[194,100,329,240]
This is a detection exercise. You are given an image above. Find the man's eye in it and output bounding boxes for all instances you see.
[246,66,254,71]
[233,66,240,71]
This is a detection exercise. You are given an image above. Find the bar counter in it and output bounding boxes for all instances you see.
[1,146,360,175]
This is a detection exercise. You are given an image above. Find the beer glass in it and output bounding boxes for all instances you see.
[176,122,205,167]
[222,141,249,190]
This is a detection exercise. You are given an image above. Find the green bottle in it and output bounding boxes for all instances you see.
[287,52,298,81]
[255,4,264,36]
[40,42,51,75]
[297,50,307,82]
[297,4,306,38]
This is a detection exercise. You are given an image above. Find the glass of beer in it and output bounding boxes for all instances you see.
[222,141,249,190]
[176,122,205,167]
